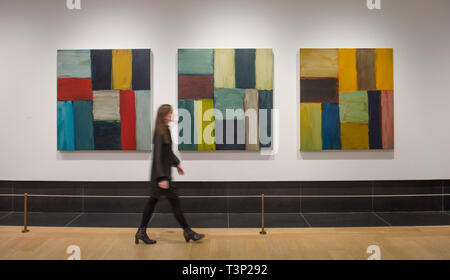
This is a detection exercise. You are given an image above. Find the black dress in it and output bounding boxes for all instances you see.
[150,126,180,199]
[139,126,189,229]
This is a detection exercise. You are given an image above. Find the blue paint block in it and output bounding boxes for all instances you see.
[322,103,342,150]
[73,100,94,150]
[235,49,256,89]
[368,91,382,149]
[57,101,75,150]
[94,120,122,150]
[132,49,151,90]
[91,49,112,90]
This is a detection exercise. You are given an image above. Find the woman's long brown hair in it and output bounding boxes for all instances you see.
[155,104,173,144]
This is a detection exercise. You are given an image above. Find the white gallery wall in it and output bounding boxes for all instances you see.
[0,0,449,181]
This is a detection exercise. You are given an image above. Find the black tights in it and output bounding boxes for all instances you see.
[139,196,189,229]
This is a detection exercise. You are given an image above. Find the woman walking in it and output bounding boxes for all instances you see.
[135,104,204,244]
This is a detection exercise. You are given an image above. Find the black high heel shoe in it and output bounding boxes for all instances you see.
[135,228,157,244]
[183,228,205,242]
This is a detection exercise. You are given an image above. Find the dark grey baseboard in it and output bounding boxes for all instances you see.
[0,180,449,213]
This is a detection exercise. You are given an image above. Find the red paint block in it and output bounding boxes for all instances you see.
[120,90,137,150]
[381,90,394,149]
[57,78,93,101]
[178,75,214,99]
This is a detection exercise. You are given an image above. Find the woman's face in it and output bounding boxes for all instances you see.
[164,110,173,123]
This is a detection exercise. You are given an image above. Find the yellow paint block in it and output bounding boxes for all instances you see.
[338,49,358,92]
[300,49,338,78]
[340,123,369,150]
[375,49,394,90]
[112,49,132,90]
[300,103,322,150]
[195,99,216,151]
[255,49,273,90]
[214,49,235,89]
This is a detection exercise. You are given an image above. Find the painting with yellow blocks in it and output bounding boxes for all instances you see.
[57,49,152,151]
[178,49,274,151]
[300,48,394,151]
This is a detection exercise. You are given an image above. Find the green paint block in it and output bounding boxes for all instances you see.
[135,90,151,151]
[178,49,214,75]
[339,91,369,124]
[58,50,91,78]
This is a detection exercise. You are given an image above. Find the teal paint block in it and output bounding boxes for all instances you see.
[57,101,75,150]
[178,49,214,75]
[57,50,92,78]
[73,100,94,150]
[214,88,245,120]
[258,90,273,149]
[178,99,197,150]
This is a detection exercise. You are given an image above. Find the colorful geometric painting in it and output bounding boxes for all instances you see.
[178,49,273,151]
[57,49,151,151]
[300,48,394,150]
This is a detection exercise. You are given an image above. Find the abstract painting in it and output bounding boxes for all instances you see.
[300,48,394,150]
[178,49,273,151]
[57,49,151,151]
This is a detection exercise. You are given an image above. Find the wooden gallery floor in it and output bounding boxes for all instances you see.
[1,226,450,260]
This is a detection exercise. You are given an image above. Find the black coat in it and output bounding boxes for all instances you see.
[150,127,180,183]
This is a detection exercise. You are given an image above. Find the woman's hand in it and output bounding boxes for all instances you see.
[158,180,169,189]
[176,165,185,175]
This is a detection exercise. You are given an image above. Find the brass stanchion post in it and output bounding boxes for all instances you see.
[260,194,266,235]
[22,193,29,233]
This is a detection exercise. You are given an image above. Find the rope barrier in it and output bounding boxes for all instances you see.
[1,192,447,235]
[1,193,449,198]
